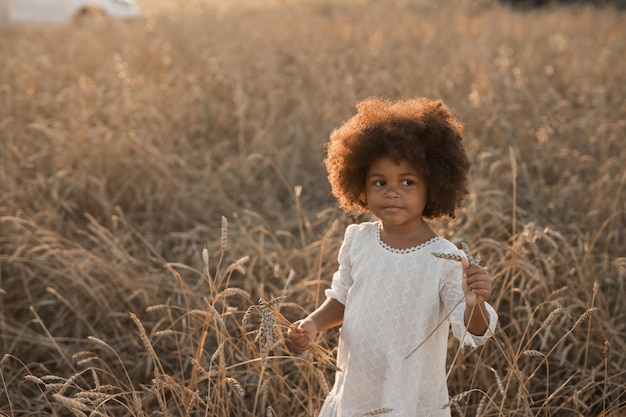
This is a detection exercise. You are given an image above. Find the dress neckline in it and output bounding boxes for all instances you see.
[375,222,440,254]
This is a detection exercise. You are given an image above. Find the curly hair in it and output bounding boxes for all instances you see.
[324,97,470,219]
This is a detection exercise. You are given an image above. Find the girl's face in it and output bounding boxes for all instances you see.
[365,156,428,229]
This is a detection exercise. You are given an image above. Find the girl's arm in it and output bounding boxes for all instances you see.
[464,301,490,336]
[462,259,492,336]
[288,298,345,351]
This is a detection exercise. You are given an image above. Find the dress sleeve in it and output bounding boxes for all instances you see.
[440,257,498,348]
[324,224,357,306]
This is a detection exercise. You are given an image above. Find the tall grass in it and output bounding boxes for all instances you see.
[1,0,624,415]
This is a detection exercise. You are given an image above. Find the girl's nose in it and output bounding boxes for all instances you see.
[384,185,399,197]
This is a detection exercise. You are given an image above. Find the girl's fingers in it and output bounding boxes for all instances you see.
[465,272,491,285]
[468,284,491,301]
[467,279,491,289]
[293,335,310,351]
[288,327,311,351]
[287,328,302,342]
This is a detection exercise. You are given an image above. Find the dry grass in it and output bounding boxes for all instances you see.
[1,0,625,415]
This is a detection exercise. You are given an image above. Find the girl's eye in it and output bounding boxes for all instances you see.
[373,180,385,186]
[402,180,414,186]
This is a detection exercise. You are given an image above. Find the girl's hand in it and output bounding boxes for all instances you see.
[461,258,492,308]
[287,318,318,352]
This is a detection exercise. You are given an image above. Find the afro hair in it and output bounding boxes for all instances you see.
[324,97,470,219]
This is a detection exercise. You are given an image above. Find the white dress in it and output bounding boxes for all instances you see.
[319,222,498,417]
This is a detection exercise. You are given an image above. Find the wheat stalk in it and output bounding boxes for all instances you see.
[431,241,481,266]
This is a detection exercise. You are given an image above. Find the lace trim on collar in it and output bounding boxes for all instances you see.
[375,223,440,254]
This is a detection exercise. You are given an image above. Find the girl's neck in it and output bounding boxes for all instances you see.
[378,219,436,250]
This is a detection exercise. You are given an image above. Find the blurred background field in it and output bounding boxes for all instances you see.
[0,0,624,415]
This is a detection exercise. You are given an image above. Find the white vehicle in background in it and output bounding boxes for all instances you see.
[0,0,141,24]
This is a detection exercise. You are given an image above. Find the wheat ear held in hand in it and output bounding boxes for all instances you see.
[431,242,481,266]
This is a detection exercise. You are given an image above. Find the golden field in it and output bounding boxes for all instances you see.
[0,0,624,415]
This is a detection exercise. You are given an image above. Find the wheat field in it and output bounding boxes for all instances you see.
[0,0,625,415]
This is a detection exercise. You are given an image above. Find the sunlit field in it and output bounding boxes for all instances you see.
[1,0,624,415]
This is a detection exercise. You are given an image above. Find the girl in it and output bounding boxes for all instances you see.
[288,97,498,417]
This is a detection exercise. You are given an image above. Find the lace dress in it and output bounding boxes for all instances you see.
[319,222,498,417]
